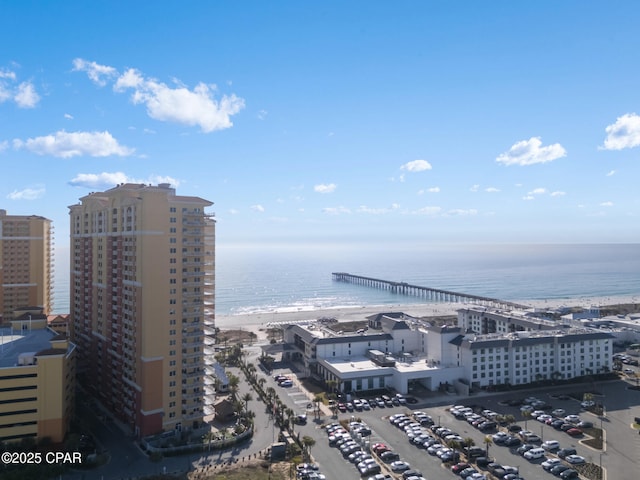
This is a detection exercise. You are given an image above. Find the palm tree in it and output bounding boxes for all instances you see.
[521,410,531,430]
[483,435,492,456]
[228,373,240,398]
[302,435,316,461]
[326,379,337,394]
[257,377,266,391]
[246,362,256,380]
[286,408,295,433]
[313,395,323,419]
[241,392,253,412]
[463,437,475,450]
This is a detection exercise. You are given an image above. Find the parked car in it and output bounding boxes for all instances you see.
[542,458,562,471]
[523,447,545,460]
[542,440,560,451]
[390,461,411,472]
[475,457,493,468]
[550,465,570,476]
[565,454,586,464]
[557,447,577,459]
[560,469,579,479]
[380,451,400,462]
[566,428,583,437]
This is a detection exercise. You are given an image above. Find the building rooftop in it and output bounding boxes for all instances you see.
[321,355,440,375]
[0,327,66,368]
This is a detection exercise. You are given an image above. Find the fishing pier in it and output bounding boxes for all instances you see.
[332,272,529,310]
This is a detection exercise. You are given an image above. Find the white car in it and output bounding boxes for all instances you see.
[492,431,508,442]
[390,461,411,472]
[566,454,586,464]
[542,440,560,451]
[524,447,545,460]
[542,458,562,470]
[552,408,566,417]
[564,414,581,424]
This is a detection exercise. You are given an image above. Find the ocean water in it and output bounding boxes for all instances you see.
[52,243,640,315]
[214,243,640,315]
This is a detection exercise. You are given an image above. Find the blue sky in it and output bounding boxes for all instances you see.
[1,1,640,250]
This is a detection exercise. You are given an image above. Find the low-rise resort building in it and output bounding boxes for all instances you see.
[270,306,615,395]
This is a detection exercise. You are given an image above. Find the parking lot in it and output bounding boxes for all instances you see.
[303,379,640,480]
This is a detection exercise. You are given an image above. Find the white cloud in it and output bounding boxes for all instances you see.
[251,204,265,213]
[496,137,567,166]
[600,201,614,207]
[322,206,350,215]
[0,71,41,108]
[413,206,442,215]
[72,58,117,87]
[68,172,179,189]
[445,209,478,216]
[401,159,432,172]
[428,187,440,193]
[522,195,535,201]
[602,113,640,150]
[6,186,45,200]
[0,69,16,80]
[73,59,245,132]
[115,68,245,132]
[14,82,40,108]
[356,205,392,215]
[229,209,239,215]
[606,170,616,177]
[470,184,480,192]
[550,191,566,197]
[314,183,337,194]
[64,113,73,120]
[0,140,8,153]
[528,187,547,195]
[485,187,500,193]
[14,130,134,158]
[257,109,268,120]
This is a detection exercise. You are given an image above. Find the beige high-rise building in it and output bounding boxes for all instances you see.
[69,183,215,437]
[0,210,53,321]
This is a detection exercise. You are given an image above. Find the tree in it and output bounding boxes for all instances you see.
[302,435,316,461]
[503,414,515,429]
[241,392,253,412]
[313,395,323,419]
[521,410,531,430]
[286,408,295,433]
[483,435,492,456]
[463,437,475,449]
[228,374,240,398]
[257,377,266,391]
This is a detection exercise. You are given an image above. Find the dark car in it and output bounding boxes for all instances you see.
[557,447,577,459]
[478,421,497,432]
[560,469,579,479]
[380,451,400,463]
[402,470,422,480]
[475,456,493,468]
[504,436,521,447]
[466,446,486,458]
[550,464,570,476]
[516,443,535,456]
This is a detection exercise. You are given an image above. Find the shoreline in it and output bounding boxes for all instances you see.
[215,294,640,336]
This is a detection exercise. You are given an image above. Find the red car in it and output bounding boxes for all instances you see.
[566,428,583,437]
[451,462,471,474]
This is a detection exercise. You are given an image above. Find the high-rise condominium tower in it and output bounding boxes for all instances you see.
[0,209,53,321]
[69,184,215,436]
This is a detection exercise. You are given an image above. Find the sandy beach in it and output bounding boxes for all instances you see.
[215,294,640,341]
